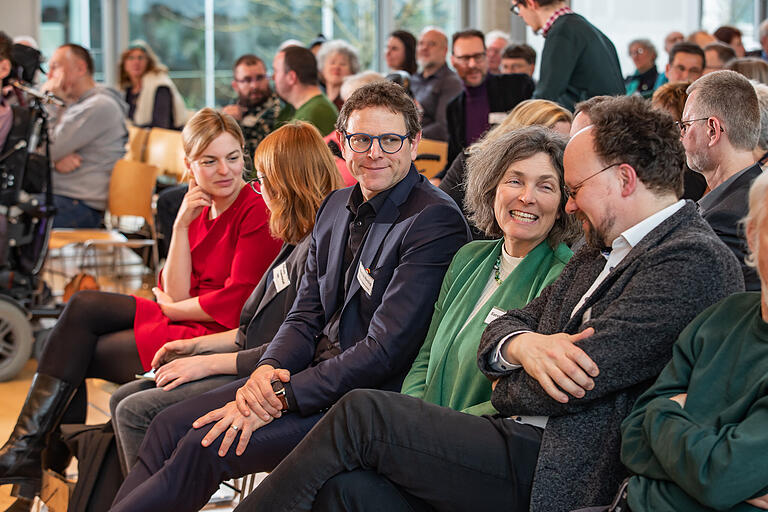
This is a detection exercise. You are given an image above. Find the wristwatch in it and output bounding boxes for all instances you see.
[271,380,289,412]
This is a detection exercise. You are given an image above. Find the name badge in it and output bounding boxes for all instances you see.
[273,262,290,293]
[357,261,374,296]
[484,306,507,325]
[488,112,507,125]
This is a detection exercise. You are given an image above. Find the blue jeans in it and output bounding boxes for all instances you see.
[51,194,103,228]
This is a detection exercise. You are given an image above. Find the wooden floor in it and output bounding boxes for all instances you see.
[0,243,262,511]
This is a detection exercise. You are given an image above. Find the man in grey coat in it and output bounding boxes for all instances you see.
[42,43,127,227]
[233,95,744,512]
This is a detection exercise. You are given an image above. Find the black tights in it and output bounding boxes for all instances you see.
[37,290,144,424]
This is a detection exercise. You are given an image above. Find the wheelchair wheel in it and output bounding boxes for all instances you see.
[0,300,34,382]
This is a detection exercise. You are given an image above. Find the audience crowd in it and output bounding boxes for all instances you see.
[1,0,768,510]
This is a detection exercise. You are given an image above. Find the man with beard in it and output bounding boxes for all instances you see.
[444,29,534,167]
[681,70,762,290]
[155,54,289,256]
[221,54,291,157]
[233,95,744,512]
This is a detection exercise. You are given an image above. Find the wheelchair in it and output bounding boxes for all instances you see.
[0,66,64,381]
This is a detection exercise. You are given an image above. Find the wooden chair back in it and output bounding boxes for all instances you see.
[145,127,186,180]
[414,138,449,179]
[107,159,160,228]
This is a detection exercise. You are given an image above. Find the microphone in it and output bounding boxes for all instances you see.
[10,80,66,107]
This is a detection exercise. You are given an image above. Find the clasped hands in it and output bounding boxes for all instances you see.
[191,364,291,457]
[500,327,598,403]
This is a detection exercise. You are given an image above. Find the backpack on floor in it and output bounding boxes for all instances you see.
[60,421,123,512]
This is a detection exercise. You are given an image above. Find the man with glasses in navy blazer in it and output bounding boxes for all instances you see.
[110,80,471,512]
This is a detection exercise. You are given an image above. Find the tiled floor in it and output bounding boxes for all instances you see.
[0,243,262,511]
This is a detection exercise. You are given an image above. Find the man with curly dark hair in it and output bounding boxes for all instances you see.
[236,95,744,512]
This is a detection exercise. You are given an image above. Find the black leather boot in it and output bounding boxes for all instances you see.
[0,373,76,494]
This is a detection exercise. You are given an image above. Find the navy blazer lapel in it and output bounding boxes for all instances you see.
[343,165,420,307]
[567,201,696,326]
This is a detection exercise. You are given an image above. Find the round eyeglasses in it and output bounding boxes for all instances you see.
[344,132,409,154]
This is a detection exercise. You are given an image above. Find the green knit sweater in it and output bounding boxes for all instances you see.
[533,13,625,111]
[401,238,572,415]
[621,292,768,511]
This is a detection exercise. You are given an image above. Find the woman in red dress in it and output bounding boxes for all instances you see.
[0,107,281,497]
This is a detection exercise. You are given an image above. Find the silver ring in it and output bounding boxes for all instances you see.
[230,425,239,431]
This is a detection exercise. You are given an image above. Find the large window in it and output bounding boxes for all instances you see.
[40,0,104,79]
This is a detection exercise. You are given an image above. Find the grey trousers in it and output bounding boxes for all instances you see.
[109,374,237,474]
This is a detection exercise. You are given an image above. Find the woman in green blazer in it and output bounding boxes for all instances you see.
[402,125,580,415]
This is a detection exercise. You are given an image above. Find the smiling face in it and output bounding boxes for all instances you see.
[322,51,352,88]
[452,35,488,87]
[563,129,619,249]
[494,152,562,257]
[340,106,420,200]
[187,132,245,200]
[385,37,406,70]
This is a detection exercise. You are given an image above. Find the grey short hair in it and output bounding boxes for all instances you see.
[628,38,657,61]
[465,126,580,246]
[485,30,511,47]
[760,19,768,41]
[752,82,768,151]
[316,39,361,75]
[687,70,760,151]
[744,171,768,270]
[340,71,385,102]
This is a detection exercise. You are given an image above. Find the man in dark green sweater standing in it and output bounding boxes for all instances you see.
[511,0,624,111]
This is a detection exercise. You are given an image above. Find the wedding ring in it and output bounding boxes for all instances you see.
[230,425,239,431]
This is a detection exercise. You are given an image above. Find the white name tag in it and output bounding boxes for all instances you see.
[273,262,290,293]
[488,112,507,125]
[484,306,507,324]
[357,261,374,296]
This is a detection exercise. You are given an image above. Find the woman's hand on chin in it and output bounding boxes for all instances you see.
[174,178,212,229]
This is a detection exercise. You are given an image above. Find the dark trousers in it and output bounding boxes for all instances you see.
[37,290,143,424]
[110,378,324,512]
[235,389,543,512]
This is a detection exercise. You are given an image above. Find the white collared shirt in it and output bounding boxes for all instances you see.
[487,200,687,428]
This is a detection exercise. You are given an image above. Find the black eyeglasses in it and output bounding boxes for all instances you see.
[235,74,269,84]
[510,1,521,15]
[246,174,264,195]
[675,117,724,136]
[344,132,409,154]
[453,52,487,64]
[564,163,621,199]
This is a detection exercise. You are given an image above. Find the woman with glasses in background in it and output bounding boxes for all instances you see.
[0,108,281,498]
[108,120,343,473]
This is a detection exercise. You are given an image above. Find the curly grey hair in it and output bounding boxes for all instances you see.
[316,39,360,75]
[465,125,580,246]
